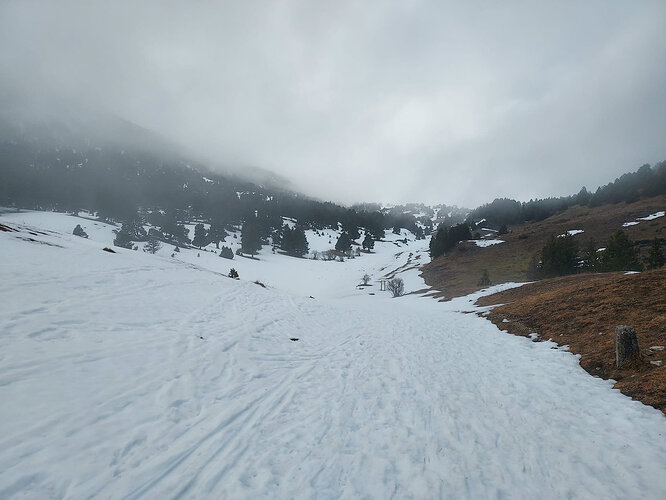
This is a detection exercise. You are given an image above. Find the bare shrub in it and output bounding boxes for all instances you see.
[387,277,404,297]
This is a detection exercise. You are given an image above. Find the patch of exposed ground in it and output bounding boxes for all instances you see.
[477,269,666,414]
[422,196,666,299]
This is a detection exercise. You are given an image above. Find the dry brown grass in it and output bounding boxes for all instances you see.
[477,269,666,414]
[421,196,666,299]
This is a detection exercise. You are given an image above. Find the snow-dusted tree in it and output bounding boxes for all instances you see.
[361,274,371,285]
[72,224,88,238]
[144,237,162,254]
[387,277,404,297]
[229,268,239,279]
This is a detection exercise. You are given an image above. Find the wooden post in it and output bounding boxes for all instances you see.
[615,325,640,368]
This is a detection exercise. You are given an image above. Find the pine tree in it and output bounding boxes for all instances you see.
[144,237,162,254]
[219,246,234,259]
[429,223,472,259]
[113,225,134,249]
[72,224,88,238]
[160,210,190,245]
[646,238,665,269]
[335,232,352,253]
[540,234,579,277]
[241,218,262,256]
[280,225,308,257]
[121,216,147,241]
[207,219,228,249]
[192,223,208,248]
[362,233,375,251]
[599,230,642,272]
[477,269,491,286]
[581,238,599,272]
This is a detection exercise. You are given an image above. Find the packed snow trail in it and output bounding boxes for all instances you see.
[1,217,666,498]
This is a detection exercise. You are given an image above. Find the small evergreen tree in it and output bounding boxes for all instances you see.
[72,224,88,238]
[477,269,491,286]
[229,268,239,279]
[581,238,599,272]
[120,216,148,241]
[599,230,642,272]
[219,246,234,259]
[241,218,262,256]
[280,225,309,257]
[361,273,371,285]
[362,233,375,251]
[192,223,208,249]
[207,219,228,249]
[144,238,162,254]
[526,254,541,280]
[335,232,352,253]
[540,234,579,277]
[113,225,134,249]
[160,210,190,245]
[646,238,665,269]
[429,223,472,259]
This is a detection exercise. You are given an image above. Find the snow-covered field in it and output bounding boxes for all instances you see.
[1,210,666,499]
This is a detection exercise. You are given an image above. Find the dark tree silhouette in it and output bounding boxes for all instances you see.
[335,232,352,253]
[646,238,665,269]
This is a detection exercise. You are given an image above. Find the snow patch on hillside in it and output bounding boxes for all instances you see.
[623,210,665,227]
[474,239,504,247]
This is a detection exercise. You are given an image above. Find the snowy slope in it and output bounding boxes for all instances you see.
[1,211,666,499]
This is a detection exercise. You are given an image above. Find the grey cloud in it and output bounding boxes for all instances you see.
[1,0,665,207]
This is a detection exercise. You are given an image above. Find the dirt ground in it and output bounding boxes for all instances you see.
[477,269,666,414]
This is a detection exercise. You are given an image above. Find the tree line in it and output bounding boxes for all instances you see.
[528,231,664,279]
[467,163,666,229]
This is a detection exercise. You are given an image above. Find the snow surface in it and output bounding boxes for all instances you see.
[1,210,666,499]
[637,211,665,221]
[623,210,665,227]
[473,239,504,247]
[559,229,584,237]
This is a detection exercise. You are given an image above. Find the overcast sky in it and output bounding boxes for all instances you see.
[1,1,665,208]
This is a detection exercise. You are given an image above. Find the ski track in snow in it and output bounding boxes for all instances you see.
[1,212,666,499]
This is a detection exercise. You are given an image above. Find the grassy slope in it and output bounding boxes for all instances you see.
[476,270,666,414]
[421,195,666,299]
[420,195,666,414]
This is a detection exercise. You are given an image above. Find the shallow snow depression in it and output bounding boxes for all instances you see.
[1,211,666,499]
